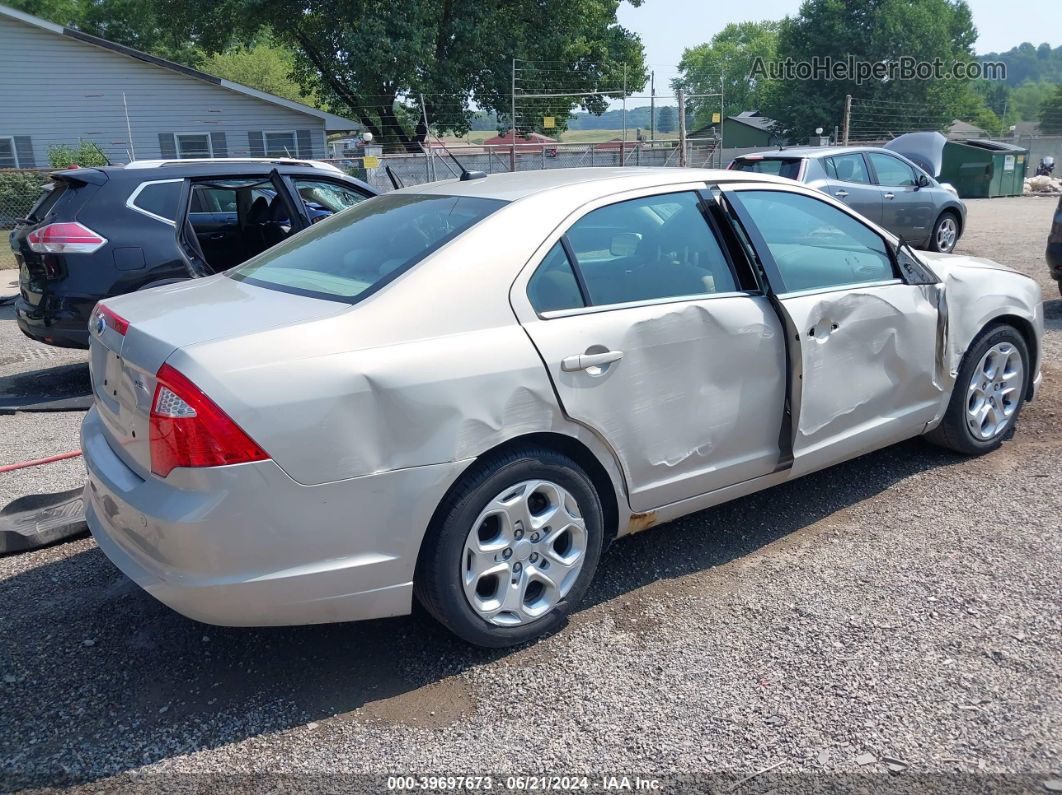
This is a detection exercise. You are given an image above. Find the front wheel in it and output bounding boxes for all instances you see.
[415,447,604,648]
[929,211,960,253]
[926,323,1029,455]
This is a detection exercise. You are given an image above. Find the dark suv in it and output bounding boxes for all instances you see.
[10,159,376,348]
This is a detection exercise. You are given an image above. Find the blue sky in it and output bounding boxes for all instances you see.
[617,0,1060,98]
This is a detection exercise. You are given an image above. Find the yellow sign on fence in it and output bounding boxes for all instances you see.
[363,155,380,168]
[711,112,721,124]
[543,116,556,129]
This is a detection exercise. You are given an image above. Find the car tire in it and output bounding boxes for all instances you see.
[928,210,961,253]
[925,323,1029,455]
[414,446,604,648]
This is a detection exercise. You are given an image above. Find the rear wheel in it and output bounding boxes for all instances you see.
[415,446,604,647]
[929,211,960,253]
[926,323,1029,455]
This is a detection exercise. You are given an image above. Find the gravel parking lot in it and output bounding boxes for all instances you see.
[1,197,1060,791]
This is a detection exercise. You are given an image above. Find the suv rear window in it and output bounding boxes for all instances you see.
[25,181,67,222]
[230,193,506,302]
[731,157,802,180]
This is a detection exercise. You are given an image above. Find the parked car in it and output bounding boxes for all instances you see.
[1048,194,1062,298]
[82,167,1042,647]
[729,146,966,253]
[10,158,375,348]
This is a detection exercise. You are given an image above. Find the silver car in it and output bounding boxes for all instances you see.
[730,147,967,253]
[82,168,1042,647]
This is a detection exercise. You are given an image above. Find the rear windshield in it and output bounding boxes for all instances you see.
[26,181,67,221]
[731,158,803,180]
[230,193,506,302]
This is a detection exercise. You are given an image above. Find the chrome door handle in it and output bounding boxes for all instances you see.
[834,190,849,198]
[561,350,624,372]
[884,192,895,199]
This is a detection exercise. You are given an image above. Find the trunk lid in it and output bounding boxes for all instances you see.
[89,274,348,477]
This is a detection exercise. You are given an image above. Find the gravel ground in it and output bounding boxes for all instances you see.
[1,197,1059,791]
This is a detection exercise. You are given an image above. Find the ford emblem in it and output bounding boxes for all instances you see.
[95,313,106,335]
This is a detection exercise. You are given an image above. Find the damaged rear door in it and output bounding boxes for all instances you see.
[516,187,787,512]
[723,185,944,476]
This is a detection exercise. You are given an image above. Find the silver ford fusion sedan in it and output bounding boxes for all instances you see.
[82,167,1043,647]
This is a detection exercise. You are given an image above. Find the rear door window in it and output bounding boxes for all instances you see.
[231,193,506,302]
[563,191,737,306]
[830,153,871,184]
[731,158,802,180]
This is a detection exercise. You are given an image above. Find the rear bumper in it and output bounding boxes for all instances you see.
[81,406,469,626]
[15,294,92,348]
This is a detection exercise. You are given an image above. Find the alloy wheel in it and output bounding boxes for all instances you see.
[936,216,958,252]
[461,480,587,627]
[966,341,1023,441]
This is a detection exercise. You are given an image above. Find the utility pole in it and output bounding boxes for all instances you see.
[419,93,433,181]
[649,71,655,141]
[842,94,852,147]
[678,90,687,168]
[511,57,517,172]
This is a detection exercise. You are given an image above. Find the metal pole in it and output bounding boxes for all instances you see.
[649,71,655,142]
[842,94,852,146]
[419,93,434,181]
[122,92,135,161]
[678,91,687,167]
[511,57,517,172]
[718,69,724,168]
[621,64,627,163]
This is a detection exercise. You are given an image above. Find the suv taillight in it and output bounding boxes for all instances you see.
[149,364,270,478]
[27,222,107,254]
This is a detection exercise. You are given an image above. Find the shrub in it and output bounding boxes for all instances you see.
[0,169,51,227]
[48,141,109,168]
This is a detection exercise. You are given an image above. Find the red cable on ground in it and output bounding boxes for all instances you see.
[0,450,83,473]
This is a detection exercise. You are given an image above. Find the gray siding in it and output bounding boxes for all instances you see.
[0,15,331,166]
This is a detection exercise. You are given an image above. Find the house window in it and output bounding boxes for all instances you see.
[264,131,297,157]
[175,133,213,159]
[0,137,18,168]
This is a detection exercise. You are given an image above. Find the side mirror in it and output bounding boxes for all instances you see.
[916,173,930,188]
[609,232,641,257]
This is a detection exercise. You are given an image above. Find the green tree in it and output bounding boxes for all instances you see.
[174,0,648,152]
[672,21,780,127]
[203,36,318,106]
[1040,84,1062,134]
[762,0,996,142]
[656,105,675,133]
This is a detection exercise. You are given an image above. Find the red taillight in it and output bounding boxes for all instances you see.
[149,363,270,478]
[27,222,107,254]
[91,303,129,336]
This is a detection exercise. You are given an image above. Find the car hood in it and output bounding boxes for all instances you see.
[101,274,348,374]
[885,131,947,178]
[918,250,1022,278]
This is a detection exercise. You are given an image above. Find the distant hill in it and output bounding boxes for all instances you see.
[978,43,1062,85]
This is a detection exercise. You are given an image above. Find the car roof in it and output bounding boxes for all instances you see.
[393,166,792,202]
[125,157,343,173]
[737,146,897,159]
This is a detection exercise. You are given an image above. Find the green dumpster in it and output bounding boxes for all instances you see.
[939,139,1028,198]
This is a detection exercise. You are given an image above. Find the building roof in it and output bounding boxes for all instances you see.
[482,130,557,145]
[946,119,989,139]
[728,111,774,132]
[0,3,360,131]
